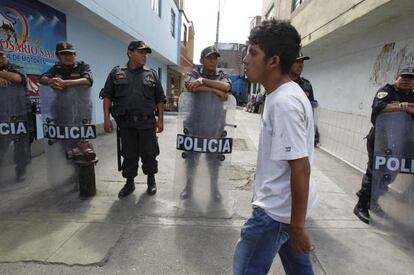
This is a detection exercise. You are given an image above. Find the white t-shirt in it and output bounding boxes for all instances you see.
[252,81,317,224]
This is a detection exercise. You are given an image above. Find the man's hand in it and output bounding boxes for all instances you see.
[0,77,11,87]
[104,118,113,133]
[215,90,228,101]
[156,119,164,133]
[290,227,314,255]
[186,78,203,92]
[406,103,414,114]
[50,77,67,90]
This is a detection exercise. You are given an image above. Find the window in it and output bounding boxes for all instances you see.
[152,0,161,17]
[170,9,176,37]
[292,0,304,12]
[158,67,162,81]
[182,24,187,46]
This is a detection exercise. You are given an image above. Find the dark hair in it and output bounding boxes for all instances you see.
[248,19,301,74]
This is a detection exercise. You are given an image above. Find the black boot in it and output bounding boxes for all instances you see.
[353,197,370,224]
[212,188,222,202]
[118,178,135,198]
[180,179,192,200]
[15,165,27,182]
[146,174,157,195]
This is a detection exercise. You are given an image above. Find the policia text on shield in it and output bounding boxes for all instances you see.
[39,41,98,197]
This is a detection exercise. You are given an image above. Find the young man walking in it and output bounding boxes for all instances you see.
[233,19,317,275]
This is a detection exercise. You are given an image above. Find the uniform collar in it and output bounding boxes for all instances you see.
[125,62,147,71]
[199,66,219,78]
[56,61,78,69]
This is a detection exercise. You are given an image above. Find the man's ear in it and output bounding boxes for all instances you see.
[268,55,280,69]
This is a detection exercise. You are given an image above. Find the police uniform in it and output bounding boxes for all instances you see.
[358,83,414,200]
[100,41,165,197]
[42,61,93,84]
[293,76,320,146]
[41,42,93,150]
[0,59,32,181]
[293,77,314,101]
[180,47,232,200]
[354,73,414,223]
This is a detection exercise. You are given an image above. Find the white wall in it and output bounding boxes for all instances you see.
[304,12,414,170]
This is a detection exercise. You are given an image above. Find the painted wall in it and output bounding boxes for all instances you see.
[303,11,414,170]
[67,14,169,125]
[74,0,180,64]
[31,0,178,131]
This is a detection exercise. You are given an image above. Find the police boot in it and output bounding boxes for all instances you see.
[146,174,157,195]
[211,182,222,202]
[118,178,135,198]
[180,180,192,200]
[210,171,221,201]
[353,197,370,224]
[15,165,27,182]
[212,189,222,202]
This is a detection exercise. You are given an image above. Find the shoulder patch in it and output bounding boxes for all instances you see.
[115,72,126,80]
[143,71,156,87]
[376,91,388,99]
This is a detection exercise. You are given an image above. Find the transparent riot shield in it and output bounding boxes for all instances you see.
[40,85,97,197]
[174,92,237,217]
[371,112,414,239]
[0,84,32,191]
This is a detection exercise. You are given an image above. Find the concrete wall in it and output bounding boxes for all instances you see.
[291,0,391,46]
[263,0,393,46]
[303,4,414,170]
[263,0,292,20]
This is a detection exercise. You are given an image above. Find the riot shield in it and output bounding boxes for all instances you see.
[0,84,32,191]
[311,100,320,145]
[174,91,237,217]
[371,112,414,239]
[40,85,97,196]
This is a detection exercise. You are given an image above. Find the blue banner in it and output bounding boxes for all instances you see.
[0,0,66,75]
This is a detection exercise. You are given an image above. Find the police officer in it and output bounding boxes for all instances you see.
[180,46,232,201]
[354,67,414,224]
[40,41,93,90]
[101,41,165,198]
[290,52,320,146]
[39,41,93,150]
[0,46,31,181]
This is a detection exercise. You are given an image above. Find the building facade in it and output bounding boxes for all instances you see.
[167,3,195,111]
[0,0,186,143]
[263,0,414,171]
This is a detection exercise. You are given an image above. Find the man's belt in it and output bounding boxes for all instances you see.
[129,114,154,122]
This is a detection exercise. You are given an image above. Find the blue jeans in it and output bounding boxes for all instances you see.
[233,207,314,275]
